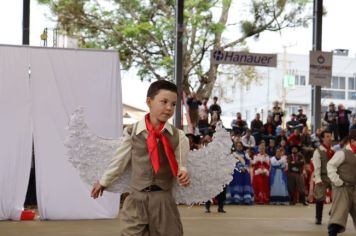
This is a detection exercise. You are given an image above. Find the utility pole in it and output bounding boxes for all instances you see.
[174,0,184,128]
[311,0,323,132]
[22,0,30,45]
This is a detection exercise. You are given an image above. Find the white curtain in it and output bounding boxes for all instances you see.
[0,46,32,220]
[0,45,122,220]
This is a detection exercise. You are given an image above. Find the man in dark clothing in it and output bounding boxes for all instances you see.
[208,96,222,119]
[337,104,352,141]
[286,114,303,134]
[187,92,202,129]
[251,113,264,144]
[231,112,248,135]
[296,108,308,127]
[324,102,338,141]
[287,146,308,206]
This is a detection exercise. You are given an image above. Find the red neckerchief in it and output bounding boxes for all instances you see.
[350,143,356,154]
[145,114,178,176]
[322,143,335,160]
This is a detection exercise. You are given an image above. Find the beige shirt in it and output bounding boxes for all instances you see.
[99,118,189,187]
[312,145,328,184]
[327,145,351,187]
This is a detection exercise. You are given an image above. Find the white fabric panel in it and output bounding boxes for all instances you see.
[0,46,32,220]
[30,48,122,219]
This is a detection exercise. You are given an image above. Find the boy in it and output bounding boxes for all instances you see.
[91,80,190,236]
[312,130,333,225]
[327,130,356,236]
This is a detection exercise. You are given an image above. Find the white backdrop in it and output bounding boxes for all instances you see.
[0,45,122,220]
[0,46,32,220]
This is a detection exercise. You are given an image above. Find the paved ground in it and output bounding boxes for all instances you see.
[0,204,354,236]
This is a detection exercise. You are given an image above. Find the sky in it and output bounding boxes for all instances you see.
[0,0,356,55]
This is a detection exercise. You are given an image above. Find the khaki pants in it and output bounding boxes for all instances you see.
[119,190,183,236]
[314,175,331,202]
[328,185,356,233]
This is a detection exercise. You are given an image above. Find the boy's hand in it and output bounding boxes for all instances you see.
[177,170,190,187]
[91,181,105,199]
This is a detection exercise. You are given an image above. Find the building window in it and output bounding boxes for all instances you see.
[287,105,299,116]
[349,77,356,90]
[331,76,345,89]
[348,92,356,100]
[321,90,345,99]
[295,75,306,86]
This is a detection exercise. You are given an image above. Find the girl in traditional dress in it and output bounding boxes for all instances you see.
[226,142,254,205]
[270,147,289,205]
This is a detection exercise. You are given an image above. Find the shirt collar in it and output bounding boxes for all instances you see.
[135,117,173,136]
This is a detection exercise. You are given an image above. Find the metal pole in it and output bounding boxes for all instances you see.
[174,0,184,128]
[311,0,323,132]
[22,0,30,45]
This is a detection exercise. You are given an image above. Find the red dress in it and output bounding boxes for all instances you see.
[252,153,270,204]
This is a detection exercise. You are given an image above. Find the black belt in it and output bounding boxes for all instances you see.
[141,185,163,192]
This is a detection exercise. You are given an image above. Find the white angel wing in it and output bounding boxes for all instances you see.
[172,122,236,204]
[64,107,131,193]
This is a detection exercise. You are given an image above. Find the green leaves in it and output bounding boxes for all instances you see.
[39,0,309,98]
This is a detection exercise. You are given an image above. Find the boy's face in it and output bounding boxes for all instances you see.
[146,89,177,123]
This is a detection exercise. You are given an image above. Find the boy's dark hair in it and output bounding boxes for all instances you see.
[146,80,178,98]
[320,130,332,139]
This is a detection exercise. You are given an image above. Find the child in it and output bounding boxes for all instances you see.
[251,142,270,204]
[226,141,254,205]
[327,130,356,236]
[91,80,190,236]
[269,147,289,205]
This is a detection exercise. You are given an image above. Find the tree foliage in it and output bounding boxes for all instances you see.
[38,0,311,98]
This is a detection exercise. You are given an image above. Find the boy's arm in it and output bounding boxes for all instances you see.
[312,149,322,184]
[327,150,345,187]
[99,126,133,188]
[175,130,189,173]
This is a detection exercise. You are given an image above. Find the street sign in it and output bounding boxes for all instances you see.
[309,51,333,87]
[284,74,295,89]
[211,50,277,67]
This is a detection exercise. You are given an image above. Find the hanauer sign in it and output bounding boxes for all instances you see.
[211,50,277,67]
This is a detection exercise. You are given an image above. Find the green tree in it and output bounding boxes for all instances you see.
[38,0,310,98]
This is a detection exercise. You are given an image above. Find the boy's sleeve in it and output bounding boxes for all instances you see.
[175,130,189,173]
[99,126,133,188]
[327,150,345,187]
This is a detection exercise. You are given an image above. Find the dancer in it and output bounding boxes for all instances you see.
[327,130,356,236]
[270,148,289,205]
[312,130,334,225]
[91,80,190,236]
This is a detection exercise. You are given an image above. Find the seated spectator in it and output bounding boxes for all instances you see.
[300,127,314,163]
[278,139,290,155]
[266,138,277,157]
[288,129,302,147]
[286,114,303,134]
[187,92,202,129]
[276,129,288,144]
[272,101,284,126]
[263,116,276,141]
[296,108,308,127]
[231,112,248,135]
[241,129,256,149]
[250,113,264,144]
[311,128,322,148]
[197,112,210,135]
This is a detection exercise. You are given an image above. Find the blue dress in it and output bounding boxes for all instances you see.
[226,151,254,205]
[269,156,289,204]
